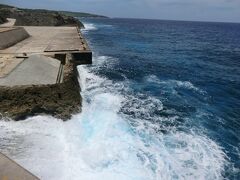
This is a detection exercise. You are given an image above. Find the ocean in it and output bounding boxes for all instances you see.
[0,18,239,179]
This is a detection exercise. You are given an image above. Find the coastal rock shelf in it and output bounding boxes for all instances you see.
[0,24,92,120]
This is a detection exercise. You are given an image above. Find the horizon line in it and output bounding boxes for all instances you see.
[2,3,240,24]
[108,17,240,24]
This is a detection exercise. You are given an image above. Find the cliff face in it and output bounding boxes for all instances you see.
[0,4,92,120]
[0,15,6,24]
[0,5,84,28]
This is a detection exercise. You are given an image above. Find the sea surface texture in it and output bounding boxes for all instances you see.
[0,18,240,180]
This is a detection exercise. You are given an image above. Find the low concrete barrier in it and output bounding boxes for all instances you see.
[0,27,30,50]
[0,153,39,180]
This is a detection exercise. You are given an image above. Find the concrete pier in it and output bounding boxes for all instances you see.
[0,26,91,62]
[0,24,92,85]
[0,54,61,86]
[0,13,93,178]
[0,24,92,120]
[0,18,92,176]
[0,25,92,85]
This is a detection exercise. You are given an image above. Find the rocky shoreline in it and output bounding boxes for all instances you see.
[0,4,84,27]
[0,4,92,120]
[0,55,81,120]
[0,16,6,24]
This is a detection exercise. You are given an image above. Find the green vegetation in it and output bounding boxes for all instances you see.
[0,3,108,26]
[0,4,14,9]
[0,16,6,24]
[0,4,83,27]
[0,3,108,18]
[59,11,108,18]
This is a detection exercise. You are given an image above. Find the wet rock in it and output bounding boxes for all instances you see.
[0,57,82,121]
[0,15,6,24]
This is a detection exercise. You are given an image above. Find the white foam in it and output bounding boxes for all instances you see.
[0,56,228,179]
[146,75,206,94]
[92,55,118,68]
[81,22,113,33]
[82,23,97,31]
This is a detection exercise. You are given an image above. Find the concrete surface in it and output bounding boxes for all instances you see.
[0,26,89,55]
[0,55,24,77]
[0,27,15,33]
[0,18,16,27]
[0,25,91,86]
[0,152,39,180]
[0,27,30,50]
[0,54,61,86]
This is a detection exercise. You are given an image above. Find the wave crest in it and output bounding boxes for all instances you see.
[0,55,228,180]
[146,75,206,94]
[82,23,98,31]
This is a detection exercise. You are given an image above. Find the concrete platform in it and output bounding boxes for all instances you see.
[0,26,90,54]
[0,19,91,119]
[0,54,61,86]
[0,25,92,87]
[0,27,16,33]
[0,152,39,180]
[0,55,24,78]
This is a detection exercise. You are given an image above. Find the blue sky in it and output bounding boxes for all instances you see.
[1,0,240,22]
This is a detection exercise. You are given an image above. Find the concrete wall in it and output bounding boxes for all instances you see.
[0,27,30,50]
[0,153,39,180]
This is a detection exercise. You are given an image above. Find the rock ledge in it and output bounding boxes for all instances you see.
[0,55,82,120]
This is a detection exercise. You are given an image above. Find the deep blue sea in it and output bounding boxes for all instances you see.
[79,18,240,179]
[0,18,239,179]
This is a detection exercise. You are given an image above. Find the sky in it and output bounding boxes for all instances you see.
[1,0,240,23]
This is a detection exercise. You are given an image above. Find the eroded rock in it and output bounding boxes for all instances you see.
[0,57,82,120]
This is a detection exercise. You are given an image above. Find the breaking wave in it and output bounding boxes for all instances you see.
[82,23,113,32]
[0,21,233,180]
[0,54,228,180]
[145,75,206,94]
[83,23,98,31]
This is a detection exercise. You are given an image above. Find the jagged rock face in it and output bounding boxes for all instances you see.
[0,15,6,24]
[0,59,82,121]
[0,7,84,28]
[0,5,85,120]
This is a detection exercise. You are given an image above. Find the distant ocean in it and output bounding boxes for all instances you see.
[0,18,239,179]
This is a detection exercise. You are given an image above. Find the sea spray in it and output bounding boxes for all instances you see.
[0,56,227,179]
[0,19,238,179]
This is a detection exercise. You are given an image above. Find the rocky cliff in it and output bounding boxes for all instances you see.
[0,56,81,120]
[0,4,84,28]
[0,16,6,24]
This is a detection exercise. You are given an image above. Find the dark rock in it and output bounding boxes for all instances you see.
[0,6,84,28]
[0,15,6,24]
[0,56,82,121]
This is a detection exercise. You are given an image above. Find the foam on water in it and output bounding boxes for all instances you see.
[0,55,228,180]
[145,75,206,94]
[82,22,113,33]
[0,23,230,179]
[82,23,98,31]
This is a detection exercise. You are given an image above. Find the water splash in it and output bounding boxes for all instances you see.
[82,23,98,31]
[0,62,227,180]
[0,22,230,179]
[145,75,206,94]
